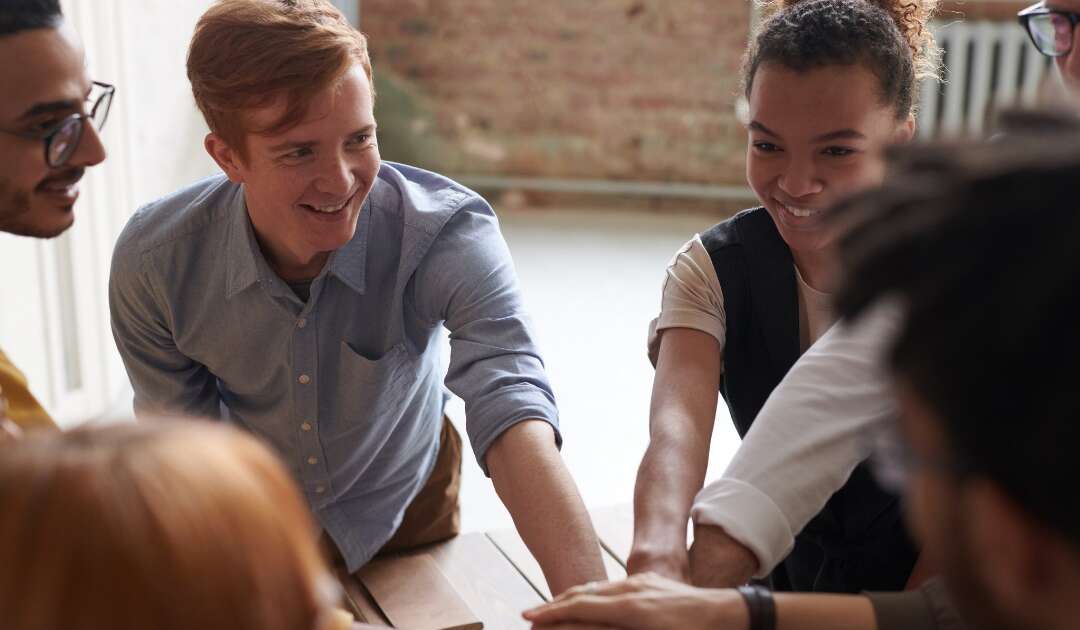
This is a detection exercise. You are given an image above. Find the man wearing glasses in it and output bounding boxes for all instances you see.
[0,0,111,438]
[1019,0,1080,90]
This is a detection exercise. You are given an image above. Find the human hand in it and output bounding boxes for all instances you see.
[688,524,759,588]
[522,572,748,630]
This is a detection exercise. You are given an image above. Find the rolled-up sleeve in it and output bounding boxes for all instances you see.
[109,224,221,420]
[412,199,559,474]
[691,301,903,575]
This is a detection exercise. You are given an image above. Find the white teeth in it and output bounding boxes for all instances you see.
[311,201,346,213]
[781,203,819,218]
[43,183,77,195]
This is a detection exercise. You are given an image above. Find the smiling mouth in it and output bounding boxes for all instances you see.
[37,168,85,197]
[776,200,823,218]
[301,198,350,214]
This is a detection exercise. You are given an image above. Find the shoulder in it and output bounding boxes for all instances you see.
[112,173,239,272]
[699,207,768,255]
[375,162,490,238]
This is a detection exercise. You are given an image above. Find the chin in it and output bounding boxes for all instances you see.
[1,208,74,239]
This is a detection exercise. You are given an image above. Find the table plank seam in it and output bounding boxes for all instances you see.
[483,532,551,602]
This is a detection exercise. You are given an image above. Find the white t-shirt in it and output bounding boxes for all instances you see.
[646,235,834,368]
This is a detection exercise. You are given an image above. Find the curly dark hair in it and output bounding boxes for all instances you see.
[744,0,940,119]
[0,0,62,37]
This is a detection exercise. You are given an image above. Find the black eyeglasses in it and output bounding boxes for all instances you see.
[1019,2,1080,58]
[0,81,115,168]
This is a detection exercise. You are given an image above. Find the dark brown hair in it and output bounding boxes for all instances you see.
[744,0,941,119]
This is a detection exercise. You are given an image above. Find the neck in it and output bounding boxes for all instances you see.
[790,247,836,293]
[248,220,328,282]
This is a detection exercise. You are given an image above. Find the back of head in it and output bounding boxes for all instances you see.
[187,0,373,160]
[744,0,941,119]
[0,421,332,630]
[0,0,61,37]
[833,113,1080,553]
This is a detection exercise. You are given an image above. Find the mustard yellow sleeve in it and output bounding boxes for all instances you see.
[0,348,56,431]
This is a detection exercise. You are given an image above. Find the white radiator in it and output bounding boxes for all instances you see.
[919,19,1055,138]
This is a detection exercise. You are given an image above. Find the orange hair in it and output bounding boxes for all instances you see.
[187,0,374,160]
[0,420,336,630]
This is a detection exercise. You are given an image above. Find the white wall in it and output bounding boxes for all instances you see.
[0,0,218,426]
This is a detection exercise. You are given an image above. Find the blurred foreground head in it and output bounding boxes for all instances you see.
[0,420,341,630]
[835,111,1080,630]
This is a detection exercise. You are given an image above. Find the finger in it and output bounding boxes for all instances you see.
[552,577,645,603]
[523,595,632,626]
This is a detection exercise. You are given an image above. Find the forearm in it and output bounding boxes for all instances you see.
[487,420,606,594]
[633,328,721,575]
[630,429,710,571]
[773,593,877,630]
[689,523,760,587]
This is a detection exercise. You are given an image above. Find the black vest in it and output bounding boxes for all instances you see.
[701,207,916,593]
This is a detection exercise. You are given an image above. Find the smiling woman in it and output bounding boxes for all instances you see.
[629,0,941,596]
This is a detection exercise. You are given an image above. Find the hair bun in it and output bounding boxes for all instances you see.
[765,0,941,80]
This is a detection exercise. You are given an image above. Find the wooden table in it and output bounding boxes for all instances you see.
[338,503,634,629]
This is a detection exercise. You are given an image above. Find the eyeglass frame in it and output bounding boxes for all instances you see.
[1018,2,1080,58]
[0,80,115,168]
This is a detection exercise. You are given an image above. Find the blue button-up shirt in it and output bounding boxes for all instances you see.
[109,162,560,571]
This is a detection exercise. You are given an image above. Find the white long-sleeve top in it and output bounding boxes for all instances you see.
[691,304,900,576]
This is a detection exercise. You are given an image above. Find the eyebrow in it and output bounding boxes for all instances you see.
[749,121,867,143]
[811,129,867,143]
[748,121,779,137]
[16,99,80,122]
[267,124,377,153]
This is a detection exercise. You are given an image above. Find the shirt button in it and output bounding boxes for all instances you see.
[307,456,318,465]
[315,485,326,494]
[301,422,312,432]
[298,374,311,385]
[297,318,307,329]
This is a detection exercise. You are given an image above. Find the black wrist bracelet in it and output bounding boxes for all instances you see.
[736,584,776,630]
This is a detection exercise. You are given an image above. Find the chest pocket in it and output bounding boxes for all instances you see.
[334,341,420,430]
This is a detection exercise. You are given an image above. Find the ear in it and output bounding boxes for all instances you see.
[964,479,1053,613]
[204,133,246,184]
[894,115,916,143]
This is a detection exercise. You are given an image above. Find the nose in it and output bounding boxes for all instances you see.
[777,156,824,199]
[69,122,107,169]
[315,151,356,198]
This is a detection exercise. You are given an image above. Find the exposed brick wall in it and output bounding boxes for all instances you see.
[360,1,753,188]
[939,0,1029,21]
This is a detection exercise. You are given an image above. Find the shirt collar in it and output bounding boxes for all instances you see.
[225,184,262,299]
[326,193,372,295]
[224,182,374,299]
